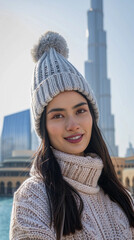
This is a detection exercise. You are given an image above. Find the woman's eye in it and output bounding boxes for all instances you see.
[76,109,87,114]
[53,114,63,119]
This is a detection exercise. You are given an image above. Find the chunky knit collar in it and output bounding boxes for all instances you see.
[52,148,104,195]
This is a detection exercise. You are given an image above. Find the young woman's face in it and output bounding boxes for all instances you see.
[46,91,93,156]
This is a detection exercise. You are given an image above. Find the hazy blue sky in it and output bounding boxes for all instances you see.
[0,0,134,157]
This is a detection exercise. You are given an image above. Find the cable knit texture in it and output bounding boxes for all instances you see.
[10,149,134,239]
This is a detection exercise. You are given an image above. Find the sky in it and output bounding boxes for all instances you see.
[0,0,134,157]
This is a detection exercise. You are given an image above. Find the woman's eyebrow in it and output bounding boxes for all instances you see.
[73,102,87,109]
[47,102,87,114]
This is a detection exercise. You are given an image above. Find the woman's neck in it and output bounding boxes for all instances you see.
[52,148,104,194]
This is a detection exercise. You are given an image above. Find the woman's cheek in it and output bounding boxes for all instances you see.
[48,121,63,135]
[84,113,92,123]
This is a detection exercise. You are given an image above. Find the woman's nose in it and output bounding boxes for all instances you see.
[65,116,80,131]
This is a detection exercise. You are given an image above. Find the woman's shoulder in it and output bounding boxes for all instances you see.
[10,176,55,239]
[14,176,48,204]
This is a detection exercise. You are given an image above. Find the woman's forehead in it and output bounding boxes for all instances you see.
[47,91,87,109]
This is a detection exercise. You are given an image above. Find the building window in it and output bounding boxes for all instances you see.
[0,182,5,195]
[16,181,21,190]
[7,181,13,195]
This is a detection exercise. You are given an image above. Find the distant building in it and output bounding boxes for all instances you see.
[111,157,125,183]
[0,109,40,196]
[85,0,118,156]
[1,109,31,161]
[125,142,134,157]
[122,155,134,194]
[0,150,34,196]
[112,155,134,195]
[0,136,1,162]
[31,130,40,151]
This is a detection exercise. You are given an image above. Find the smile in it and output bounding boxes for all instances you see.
[64,134,83,143]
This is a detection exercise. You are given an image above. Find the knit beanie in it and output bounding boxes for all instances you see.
[31,31,99,138]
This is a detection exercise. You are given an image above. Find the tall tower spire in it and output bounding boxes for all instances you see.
[85,0,118,156]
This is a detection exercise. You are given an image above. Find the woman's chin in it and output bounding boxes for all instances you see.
[62,147,84,156]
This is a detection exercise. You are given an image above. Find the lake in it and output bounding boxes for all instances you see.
[0,197,13,240]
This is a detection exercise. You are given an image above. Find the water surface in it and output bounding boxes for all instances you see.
[0,197,13,240]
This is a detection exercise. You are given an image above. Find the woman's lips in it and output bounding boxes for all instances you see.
[64,134,83,143]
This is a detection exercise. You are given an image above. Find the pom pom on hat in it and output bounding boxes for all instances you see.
[31,31,69,62]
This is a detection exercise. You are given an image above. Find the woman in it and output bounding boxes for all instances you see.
[10,31,134,240]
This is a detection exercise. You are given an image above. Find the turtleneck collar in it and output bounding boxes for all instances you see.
[52,148,104,195]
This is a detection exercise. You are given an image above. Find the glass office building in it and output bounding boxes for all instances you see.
[1,109,31,161]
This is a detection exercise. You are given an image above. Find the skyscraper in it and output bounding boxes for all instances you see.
[85,0,118,156]
[125,142,134,157]
[1,109,31,161]
[0,137,1,163]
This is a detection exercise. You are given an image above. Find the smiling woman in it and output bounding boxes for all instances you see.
[9,31,134,240]
[46,91,93,156]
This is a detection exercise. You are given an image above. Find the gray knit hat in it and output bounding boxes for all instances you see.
[31,31,99,138]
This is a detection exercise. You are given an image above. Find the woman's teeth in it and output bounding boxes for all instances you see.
[67,135,82,140]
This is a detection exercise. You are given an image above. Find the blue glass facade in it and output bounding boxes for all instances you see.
[1,110,31,161]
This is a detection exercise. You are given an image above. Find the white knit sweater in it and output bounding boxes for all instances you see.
[10,149,134,240]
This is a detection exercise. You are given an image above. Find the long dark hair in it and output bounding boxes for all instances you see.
[34,95,134,240]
